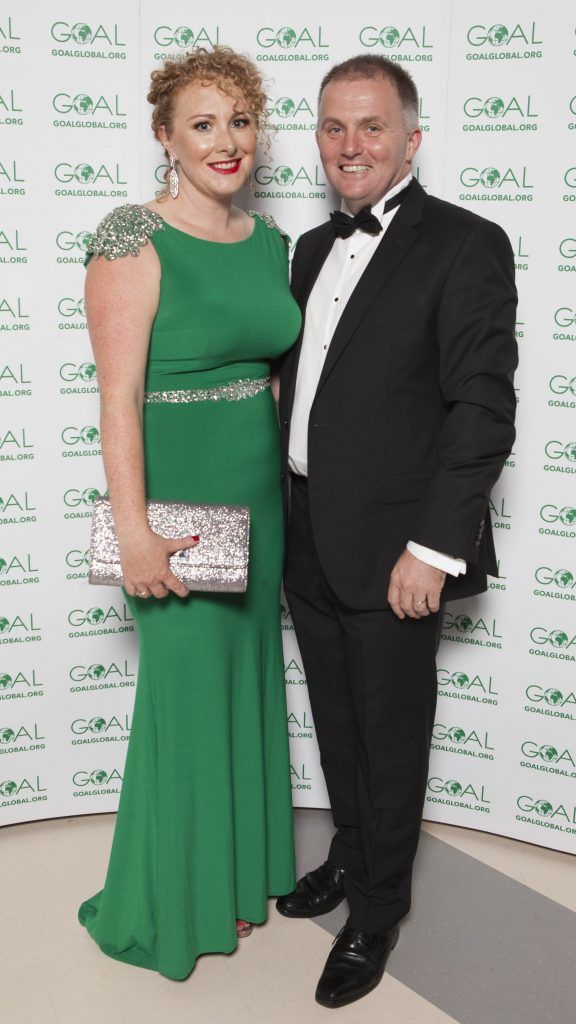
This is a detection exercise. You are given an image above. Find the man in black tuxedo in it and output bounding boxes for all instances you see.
[277,55,517,1009]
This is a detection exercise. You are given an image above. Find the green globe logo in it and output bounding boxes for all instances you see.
[538,745,558,763]
[82,488,101,506]
[484,97,505,118]
[74,163,95,184]
[276,97,296,118]
[0,674,12,690]
[450,672,470,689]
[86,607,104,626]
[88,717,107,733]
[87,664,106,680]
[554,570,574,588]
[563,443,576,463]
[73,94,94,115]
[381,26,401,47]
[488,24,509,46]
[559,507,576,525]
[453,615,473,633]
[78,363,97,381]
[0,728,15,745]
[76,231,92,252]
[274,166,294,185]
[447,727,466,743]
[0,780,17,797]
[71,23,93,44]
[445,780,463,796]
[174,26,194,47]
[544,688,564,706]
[80,426,100,445]
[276,27,297,48]
[480,167,501,188]
[0,619,10,634]
[549,630,569,648]
[89,769,108,785]
[0,560,7,576]
[534,799,553,817]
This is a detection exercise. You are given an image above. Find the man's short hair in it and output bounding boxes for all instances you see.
[319,55,419,132]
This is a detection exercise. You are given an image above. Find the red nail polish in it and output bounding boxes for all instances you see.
[192,535,199,542]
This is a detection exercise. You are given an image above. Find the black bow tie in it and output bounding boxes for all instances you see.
[330,181,413,239]
[330,206,381,239]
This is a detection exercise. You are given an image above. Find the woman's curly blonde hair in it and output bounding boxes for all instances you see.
[148,46,270,166]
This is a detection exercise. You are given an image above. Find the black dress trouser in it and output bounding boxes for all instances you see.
[284,474,442,934]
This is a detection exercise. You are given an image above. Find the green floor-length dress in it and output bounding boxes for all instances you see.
[78,205,301,980]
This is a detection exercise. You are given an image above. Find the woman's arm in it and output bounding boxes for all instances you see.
[85,245,197,599]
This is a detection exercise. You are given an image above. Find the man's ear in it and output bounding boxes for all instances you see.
[407,128,422,162]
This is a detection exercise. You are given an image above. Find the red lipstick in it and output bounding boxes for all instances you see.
[208,159,242,175]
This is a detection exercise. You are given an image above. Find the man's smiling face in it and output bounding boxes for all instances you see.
[316,76,421,213]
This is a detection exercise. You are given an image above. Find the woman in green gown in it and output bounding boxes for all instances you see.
[78,47,301,980]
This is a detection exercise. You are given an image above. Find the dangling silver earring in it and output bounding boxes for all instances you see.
[169,155,179,199]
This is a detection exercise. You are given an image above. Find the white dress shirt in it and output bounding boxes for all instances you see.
[288,173,466,578]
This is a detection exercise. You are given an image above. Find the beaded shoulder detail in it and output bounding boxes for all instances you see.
[248,210,291,249]
[85,204,165,261]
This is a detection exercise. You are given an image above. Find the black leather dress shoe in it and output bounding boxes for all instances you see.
[315,921,400,1008]
[276,862,346,918]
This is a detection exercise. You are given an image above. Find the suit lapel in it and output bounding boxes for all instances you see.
[293,223,335,309]
[315,181,426,397]
[285,223,335,417]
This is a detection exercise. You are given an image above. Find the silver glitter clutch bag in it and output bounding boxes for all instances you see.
[89,497,250,592]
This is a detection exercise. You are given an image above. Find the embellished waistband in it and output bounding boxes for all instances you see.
[144,375,270,405]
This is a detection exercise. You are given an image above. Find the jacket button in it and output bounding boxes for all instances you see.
[282,419,288,427]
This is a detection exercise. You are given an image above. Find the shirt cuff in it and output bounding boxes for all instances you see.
[407,541,467,577]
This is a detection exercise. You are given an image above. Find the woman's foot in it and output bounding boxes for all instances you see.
[236,919,253,938]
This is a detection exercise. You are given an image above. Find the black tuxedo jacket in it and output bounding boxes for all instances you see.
[279,179,518,609]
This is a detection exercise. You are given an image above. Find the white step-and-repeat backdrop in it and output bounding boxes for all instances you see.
[1,1,576,853]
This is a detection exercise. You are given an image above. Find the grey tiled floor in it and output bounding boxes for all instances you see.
[1,808,574,1023]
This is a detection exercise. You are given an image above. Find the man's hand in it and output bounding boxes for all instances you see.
[388,549,446,620]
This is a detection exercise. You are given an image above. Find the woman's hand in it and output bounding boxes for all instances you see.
[121,529,200,599]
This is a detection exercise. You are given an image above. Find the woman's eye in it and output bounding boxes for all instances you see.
[194,121,211,131]
[233,118,250,128]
